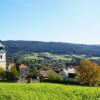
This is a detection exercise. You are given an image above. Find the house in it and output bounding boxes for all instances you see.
[52,67,62,73]
[0,41,6,70]
[8,63,16,70]
[59,67,76,82]
[39,69,55,81]
[19,64,29,78]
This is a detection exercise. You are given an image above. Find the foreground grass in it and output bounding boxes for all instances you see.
[0,83,100,100]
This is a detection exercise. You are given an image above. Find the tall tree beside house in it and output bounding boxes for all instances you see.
[76,60,100,86]
[31,67,38,79]
[26,73,32,83]
[26,67,38,83]
[16,62,20,73]
[13,57,21,73]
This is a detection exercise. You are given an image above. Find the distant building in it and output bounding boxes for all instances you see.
[8,63,16,70]
[0,41,6,70]
[59,68,76,82]
[19,64,29,78]
[39,69,55,80]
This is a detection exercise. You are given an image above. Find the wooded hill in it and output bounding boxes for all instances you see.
[2,41,100,59]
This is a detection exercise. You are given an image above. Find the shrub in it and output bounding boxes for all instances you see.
[6,67,19,82]
[48,72,63,81]
[0,67,6,80]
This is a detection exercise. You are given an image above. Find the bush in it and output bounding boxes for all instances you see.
[0,67,6,80]
[6,67,19,82]
[48,72,63,81]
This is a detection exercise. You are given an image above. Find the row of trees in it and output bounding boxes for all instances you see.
[0,66,37,82]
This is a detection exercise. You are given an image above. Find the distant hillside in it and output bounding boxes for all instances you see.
[2,41,100,58]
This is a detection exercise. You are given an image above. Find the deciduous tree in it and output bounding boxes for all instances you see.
[76,60,100,86]
[6,67,19,82]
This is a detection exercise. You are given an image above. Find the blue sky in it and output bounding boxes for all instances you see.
[0,0,100,44]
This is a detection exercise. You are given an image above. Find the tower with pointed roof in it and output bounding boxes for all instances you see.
[0,41,6,70]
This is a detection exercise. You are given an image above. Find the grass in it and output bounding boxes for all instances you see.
[0,83,100,100]
[23,56,39,61]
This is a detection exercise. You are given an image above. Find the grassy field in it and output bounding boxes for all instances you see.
[0,83,100,100]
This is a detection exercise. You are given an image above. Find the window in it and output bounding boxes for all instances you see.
[68,73,76,78]
[0,55,2,59]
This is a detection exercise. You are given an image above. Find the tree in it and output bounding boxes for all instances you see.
[14,57,20,73]
[0,67,5,80]
[26,67,38,83]
[76,60,100,86]
[39,63,50,71]
[6,67,19,82]
[31,67,38,79]
[26,73,32,83]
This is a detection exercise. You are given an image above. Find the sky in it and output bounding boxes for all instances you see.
[0,0,100,44]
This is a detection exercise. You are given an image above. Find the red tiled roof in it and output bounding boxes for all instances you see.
[19,64,28,69]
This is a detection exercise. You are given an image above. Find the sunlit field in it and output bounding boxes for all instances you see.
[0,83,100,100]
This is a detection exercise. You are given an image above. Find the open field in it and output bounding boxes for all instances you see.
[0,83,100,100]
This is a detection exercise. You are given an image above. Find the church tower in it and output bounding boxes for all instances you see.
[0,41,6,70]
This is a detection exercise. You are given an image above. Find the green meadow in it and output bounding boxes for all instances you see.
[0,83,100,100]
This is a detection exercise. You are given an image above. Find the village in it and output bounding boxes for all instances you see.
[0,41,100,86]
[1,0,100,99]
[0,41,78,83]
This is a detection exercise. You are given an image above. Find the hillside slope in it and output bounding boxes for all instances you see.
[2,41,100,58]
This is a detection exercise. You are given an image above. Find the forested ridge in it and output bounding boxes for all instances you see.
[2,41,100,58]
